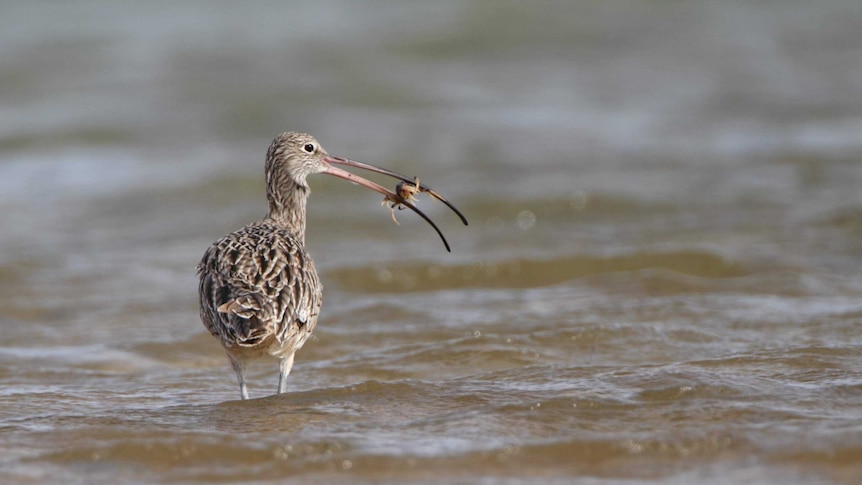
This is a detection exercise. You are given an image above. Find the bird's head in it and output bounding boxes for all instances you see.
[265,131,329,189]
[263,131,467,252]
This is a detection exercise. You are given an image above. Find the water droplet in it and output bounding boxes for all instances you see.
[273,447,289,460]
[376,269,393,283]
[473,330,481,337]
[342,460,353,470]
[516,210,536,230]
[623,439,644,454]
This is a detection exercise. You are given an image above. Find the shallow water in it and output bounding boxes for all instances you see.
[2,1,862,483]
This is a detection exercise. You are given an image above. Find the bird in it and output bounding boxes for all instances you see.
[197,132,467,400]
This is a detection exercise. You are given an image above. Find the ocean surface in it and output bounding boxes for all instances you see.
[1,1,861,483]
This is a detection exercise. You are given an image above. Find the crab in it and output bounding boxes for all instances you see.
[382,176,421,225]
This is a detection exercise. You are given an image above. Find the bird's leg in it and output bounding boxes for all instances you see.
[278,352,296,394]
[228,353,250,400]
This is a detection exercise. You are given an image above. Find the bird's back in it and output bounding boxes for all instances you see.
[197,220,323,358]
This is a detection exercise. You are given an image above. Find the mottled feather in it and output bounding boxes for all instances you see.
[196,132,333,400]
[195,131,456,400]
[197,220,322,355]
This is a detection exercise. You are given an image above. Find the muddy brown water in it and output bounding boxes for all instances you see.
[2,1,862,484]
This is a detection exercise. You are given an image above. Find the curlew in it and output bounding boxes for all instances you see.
[197,132,467,399]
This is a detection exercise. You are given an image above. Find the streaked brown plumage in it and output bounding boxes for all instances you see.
[197,132,467,400]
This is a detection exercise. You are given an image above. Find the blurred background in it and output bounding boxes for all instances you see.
[1,1,861,483]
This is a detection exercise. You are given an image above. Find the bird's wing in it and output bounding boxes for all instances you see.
[197,221,322,348]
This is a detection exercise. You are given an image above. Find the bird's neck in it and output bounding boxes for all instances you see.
[266,180,309,243]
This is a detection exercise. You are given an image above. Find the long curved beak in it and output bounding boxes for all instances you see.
[321,159,454,252]
[327,156,469,226]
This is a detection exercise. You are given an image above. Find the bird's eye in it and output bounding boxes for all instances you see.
[304,143,315,153]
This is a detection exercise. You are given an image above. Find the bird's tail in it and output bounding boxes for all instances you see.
[217,294,272,346]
